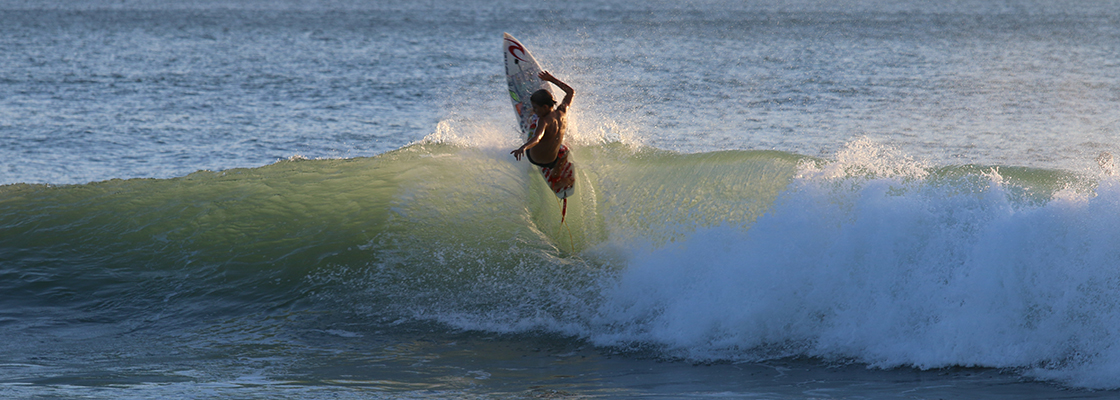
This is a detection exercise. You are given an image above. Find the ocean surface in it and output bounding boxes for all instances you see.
[3,0,1120,398]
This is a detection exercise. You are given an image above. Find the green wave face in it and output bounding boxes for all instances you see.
[0,144,801,321]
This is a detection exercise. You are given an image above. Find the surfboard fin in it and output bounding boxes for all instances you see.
[560,198,567,224]
[557,197,574,253]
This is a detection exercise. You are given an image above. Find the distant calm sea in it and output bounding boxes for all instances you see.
[3,0,1120,398]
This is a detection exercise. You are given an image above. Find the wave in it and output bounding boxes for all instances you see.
[2,138,1119,388]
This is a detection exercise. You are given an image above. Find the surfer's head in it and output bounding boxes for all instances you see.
[530,89,555,115]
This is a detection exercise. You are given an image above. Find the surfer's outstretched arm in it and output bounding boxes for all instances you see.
[511,131,542,161]
[539,71,574,110]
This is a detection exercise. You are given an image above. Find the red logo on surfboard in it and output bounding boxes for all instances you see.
[507,40,528,62]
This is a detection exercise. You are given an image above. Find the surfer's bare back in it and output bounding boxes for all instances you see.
[511,71,575,169]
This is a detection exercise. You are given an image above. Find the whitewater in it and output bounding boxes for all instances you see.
[3,0,1120,398]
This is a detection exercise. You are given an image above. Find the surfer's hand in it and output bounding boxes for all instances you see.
[538,71,573,106]
[511,148,524,161]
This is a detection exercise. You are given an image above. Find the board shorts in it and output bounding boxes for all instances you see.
[531,145,575,199]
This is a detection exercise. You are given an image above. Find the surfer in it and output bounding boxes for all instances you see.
[502,37,576,227]
[511,71,575,171]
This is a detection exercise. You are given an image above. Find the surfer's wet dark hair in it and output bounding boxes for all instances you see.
[530,89,555,106]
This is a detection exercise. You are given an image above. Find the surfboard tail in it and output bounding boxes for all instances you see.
[555,186,574,200]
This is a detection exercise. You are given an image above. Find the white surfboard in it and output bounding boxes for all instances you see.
[503,33,549,141]
[503,33,576,201]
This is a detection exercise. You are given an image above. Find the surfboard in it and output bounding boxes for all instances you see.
[503,33,576,201]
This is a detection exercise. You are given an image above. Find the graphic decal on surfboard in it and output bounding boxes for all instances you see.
[503,32,576,201]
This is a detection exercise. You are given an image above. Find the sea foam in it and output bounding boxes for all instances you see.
[590,140,1120,388]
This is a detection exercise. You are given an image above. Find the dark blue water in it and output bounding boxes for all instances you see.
[4,0,1120,185]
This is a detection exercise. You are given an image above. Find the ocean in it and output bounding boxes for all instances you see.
[2,0,1120,398]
